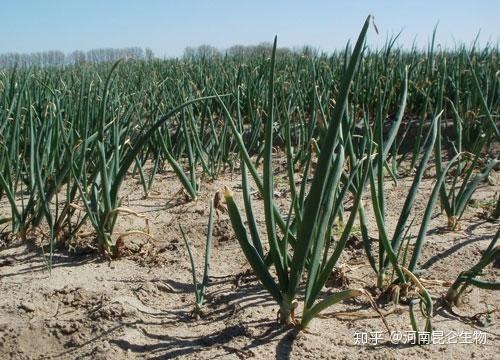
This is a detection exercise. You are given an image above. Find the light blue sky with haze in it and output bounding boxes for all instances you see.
[1,0,498,57]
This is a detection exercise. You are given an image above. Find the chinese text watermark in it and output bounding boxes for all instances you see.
[353,330,487,345]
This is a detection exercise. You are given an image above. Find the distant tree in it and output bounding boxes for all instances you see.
[295,45,320,57]
[68,50,86,65]
[183,45,221,61]
[145,48,154,61]
[197,45,221,59]
[227,45,247,58]
[225,43,292,60]
[183,46,196,60]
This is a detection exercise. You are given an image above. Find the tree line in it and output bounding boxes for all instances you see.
[0,47,154,68]
[0,43,323,68]
[183,43,321,60]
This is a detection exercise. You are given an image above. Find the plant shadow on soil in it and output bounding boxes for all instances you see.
[0,167,498,359]
[109,322,295,359]
[0,241,100,279]
[56,272,301,359]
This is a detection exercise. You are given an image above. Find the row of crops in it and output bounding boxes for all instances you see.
[0,16,498,340]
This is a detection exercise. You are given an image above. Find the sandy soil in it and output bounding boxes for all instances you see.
[0,156,499,359]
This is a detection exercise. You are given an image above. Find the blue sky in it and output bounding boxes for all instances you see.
[1,0,498,57]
